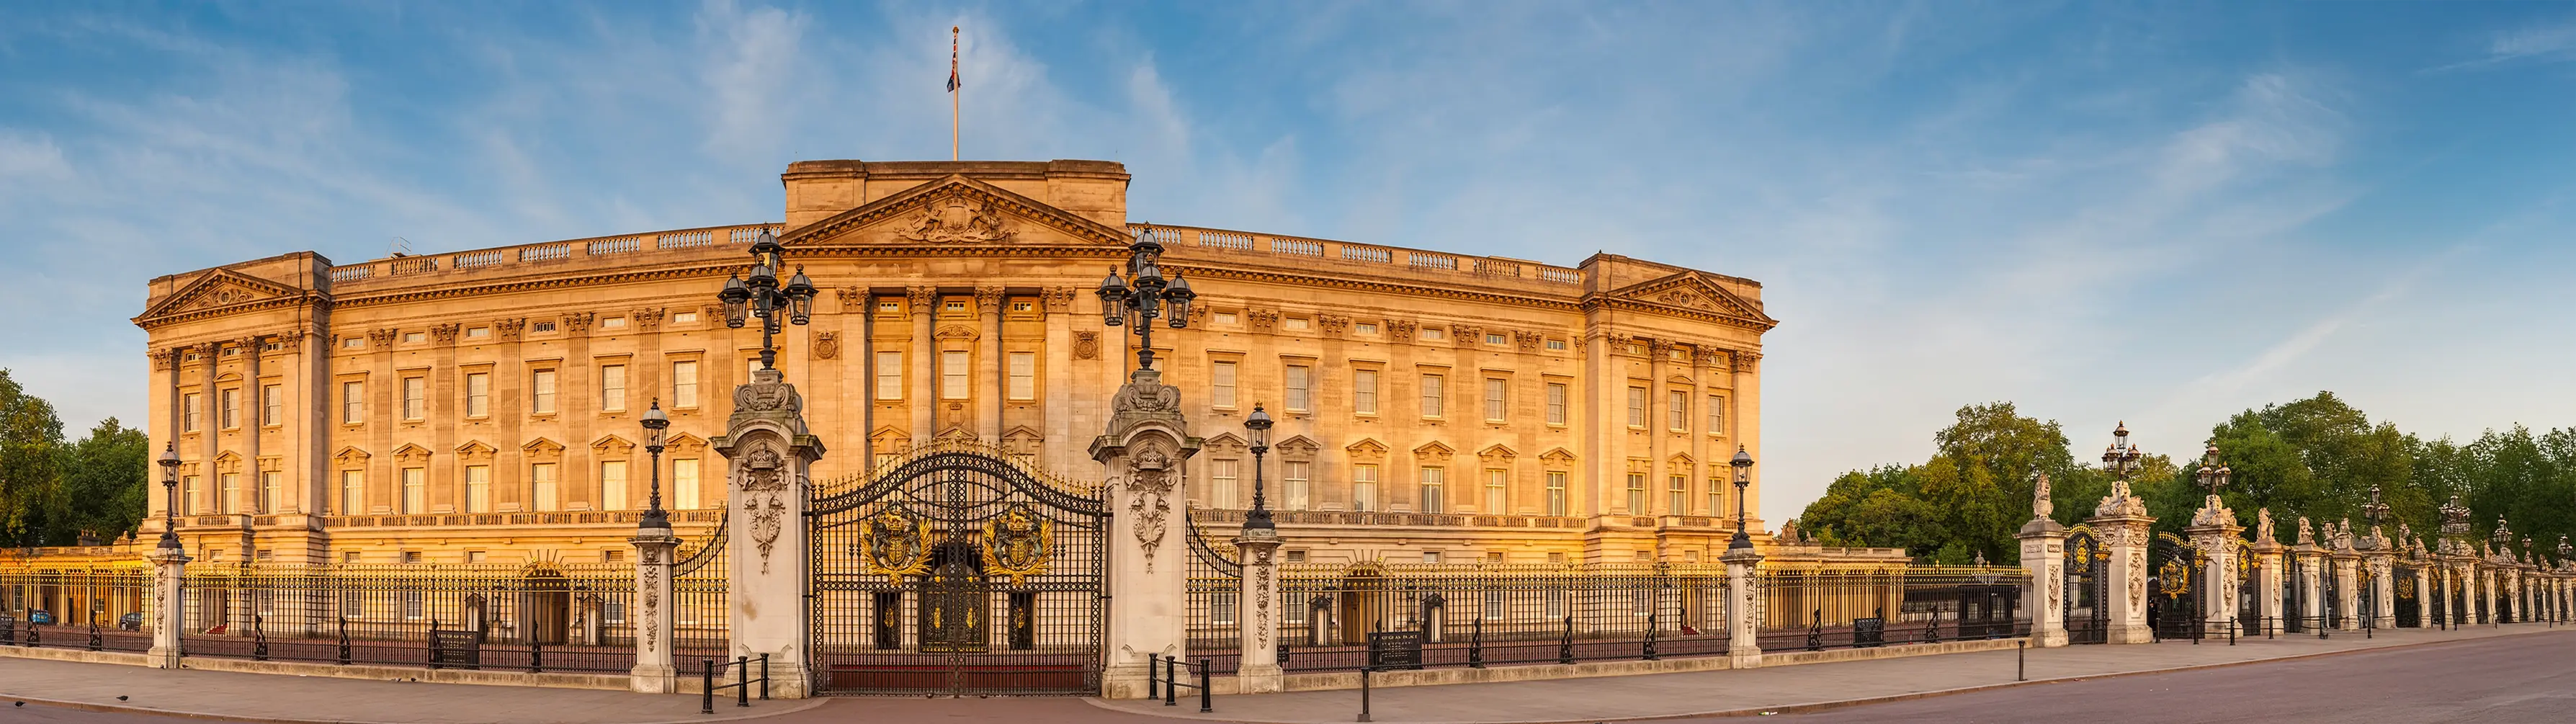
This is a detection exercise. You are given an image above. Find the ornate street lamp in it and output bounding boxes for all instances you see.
[2492,515,2513,553]
[2559,535,2571,562]
[1096,228,1196,373]
[640,398,670,529]
[2103,422,2144,481]
[156,443,182,550]
[2193,442,2230,498]
[717,229,817,371]
[1243,403,1274,531]
[2439,495,2471,542]
[1729,445,1755,550]
[2361,484,2389,533]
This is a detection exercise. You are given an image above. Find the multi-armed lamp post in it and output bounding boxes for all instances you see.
[1728,446,1755,550]
[2103,422,2145,482]
[2361,484,2389,542]
[2193,442,2232,502]
[717,229,817,371]
[1096,229,1195,372]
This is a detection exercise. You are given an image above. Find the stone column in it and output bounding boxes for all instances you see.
[717,368,824,698]
[2366,551,2396,630]
[2086,508,2155,644]
[2252,537,2284,634]
[629,526,679,693]
[976,287,1004,442]
[2293,545,2323,627]
[2186,499,2242,637]
[908,287,936,447]
[1091,366,1199,700]
[146,546,189,669]
[2016,515,2069,648]
[2330,550,2360,630]
[1722,545,1763,669]
[1233,526,1284,694]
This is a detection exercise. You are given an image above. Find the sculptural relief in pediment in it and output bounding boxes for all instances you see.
[895,195,1016,243]
[783,176,1131,248]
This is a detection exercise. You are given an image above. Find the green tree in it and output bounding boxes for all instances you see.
[0,370,68,545]
[48,418,150,545]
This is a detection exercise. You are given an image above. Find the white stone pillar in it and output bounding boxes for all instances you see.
[1722,545,1763,669]
[718,368,824,698]
[1092,367,1198,700]
[2366,553,2395,630]
[2331,552,2360,631]
[2087,511,2155,644]
[146,546,189,669]
[1233,527,1284,694]
[2294,548,2323,628]
[2186,511,2242,637]
[2016,517,2069,648]
[2253,541,2284,634]
[629,527,679,693]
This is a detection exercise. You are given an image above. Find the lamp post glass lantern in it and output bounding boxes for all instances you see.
[156,443,182,550]
[1096,228,1196,373]
[2103,422,2144,481]
[716,229,817,372]
[1243,404,1274,529]
[1729,445,1754,549]
[640,398,670,529]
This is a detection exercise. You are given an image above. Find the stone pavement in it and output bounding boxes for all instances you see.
[1091,624,2576,723]
[0,624,2565,724]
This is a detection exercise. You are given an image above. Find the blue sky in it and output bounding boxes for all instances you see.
[4,1,2575,522]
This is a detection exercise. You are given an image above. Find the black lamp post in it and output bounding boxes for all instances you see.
[2193,442,2231,499]
[717,229,817,371]
[2361,484,2388,535]
[640,398,670,529]
[1096,228,1196,373]
[156,443,182,550]
[1728,445,1754,550]
[2493,515,2513,554]
[1243,403,1274,531]
[2103,422,2144,481]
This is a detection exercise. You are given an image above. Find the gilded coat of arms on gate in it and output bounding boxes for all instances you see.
[861,510,932,578]
[983,504,1052,586]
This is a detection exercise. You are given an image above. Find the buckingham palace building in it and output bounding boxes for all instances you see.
[130,158,1847,571]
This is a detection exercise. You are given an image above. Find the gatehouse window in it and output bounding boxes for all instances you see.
[674,459,699,509]
[1707,395,1726,437]
[1284,461,1310,511]
[183,393,202,432]
[1422,551,1441,564]
[1627,386,1647,428]
[220,473,239,514]
[1211,360,1238,408]
[673,360,700,408]
[875,352,903,401]
[1352,464,1379,511]
[220,388,239,429]
[1709,477,1725,519]
[1419,374,1444,418]
[1668,475,1688,515]
[1625,473,1646,514]
[261,471,280,514]
[1484,378,1507,421]
[1006,352,1036,400]
[1668,390,1689,432]
[940,351,970,399]
[1546,339,1567,351]
[1485,468,1507,514]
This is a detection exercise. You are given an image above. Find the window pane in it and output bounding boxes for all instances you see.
[532,370,557,414]
[1708,395,1725,436]
[1625,473,1645,514]
[531,463,559,512]
[1007,352,1036,400]
[184,393,201,432]
[340,470,364,514]
[1212,459,1239,509]
[1212,361,1238,408]
[674,360,699,408]
[465,465,491,513]
[261,471,280,514]
[220,389,238,429]
[1627,387,1647,427]
[674,459,699,509]
[1484,379,1506,421]
[1284,365,1311,411]
[1419,467,1444,514]
[601,365,627,411]
[1669,475,1688,515]
[1669,390,1689,431]
[1353,370,1378,414]
[1353,464,1378,511]
[1545,383,1567,425]
[1545,472,1567,517]
[875,352,903,401]
[599,461,627,511]
[342,383,362,424]
[1420,375,1444,417]
[465,372,491,417]
[401,468,425,514]
[1284,461,1310,511]
[1485,468,1506,514]
[261,385,281,426]
[941,350,970,399]
[401,377,425,420]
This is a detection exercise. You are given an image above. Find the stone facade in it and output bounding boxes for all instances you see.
[129,158,1780,568]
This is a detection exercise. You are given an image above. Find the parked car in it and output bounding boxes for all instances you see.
[27,609,53,625]
[119,612,143,631]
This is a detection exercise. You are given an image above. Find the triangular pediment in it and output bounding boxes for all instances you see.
[780,175,1130,248]
[1539,447,1578,464]
[1411,442,1455,460]
[1604,272,1777,329]
[138,268,303,321]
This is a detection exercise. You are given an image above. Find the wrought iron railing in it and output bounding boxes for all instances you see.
[1756,566,2029,652]
[0,567,152,653]
[1273,561,1732,673]
[176,562,636,673]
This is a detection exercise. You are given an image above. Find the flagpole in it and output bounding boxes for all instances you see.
[950,26,960,161]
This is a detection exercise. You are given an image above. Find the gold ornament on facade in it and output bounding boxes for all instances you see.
[860,510,931,578]
[981,504,1052,586]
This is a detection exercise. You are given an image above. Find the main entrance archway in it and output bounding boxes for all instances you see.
[808,448,1109,695]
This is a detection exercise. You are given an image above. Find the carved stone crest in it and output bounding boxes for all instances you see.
[897,195,1014,243]
[1127,447,1176,572]
[1073,331,1100,360]
[813,331,840,360]
[739,445,791,572]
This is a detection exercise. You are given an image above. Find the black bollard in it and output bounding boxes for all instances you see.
[1165,656,1179,707]
[701,660,716,714]
[2016,640,2025,681]
[760,654,771,700]
[1148,651,1159,700]
[1199,658,1212,713]
[736,656,750,707]
[1356,667,1372,723]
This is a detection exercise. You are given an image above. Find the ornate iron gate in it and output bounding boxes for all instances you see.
[808,449,1108,695]
[2394,563,2420,627]
[2234,540,2259,636]
[2323,563,2343,629]
[2063,525,2109,645]
[1184,515,1244,674]
[2358,563,2379,630]
[2151,533,2201,641]
[2284,556,2306,633]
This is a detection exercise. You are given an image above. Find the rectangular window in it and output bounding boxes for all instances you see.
[673,360,699,408]
[875,352,903,401]
[341,382,362,424]
[1546,339,1568,351]
[1545,383,1567,425]
[1356,322,1378,335]
[1668,475,1688,515]
[599,460,628,511]
[220,473,239,514]
[1546,472,1567,517]
[1709,478,1726,520]
[261,471,279,514]
[1627,386,1647,427]
[600,364,627,411]
[183,475,200,513]
[220,388,238,429]
[531,369,558,414]
[1626,473,1646,514]
[1420,374,1445,417]
[674,459,699,509]
[940,350,970,399]
[1484,378,1508,421]
[464,372,491,417]
[261,385,281,426]
[340,470,363,514]
[1284,461,1311,511]
[1668,390,1689,432]
[465,465,491,513]
[1211,361,1238,408]
[1485,332,1507,346]
[1284,364,1312,412]
[1353,464,1379,512]
[530,463,559,512]
[1708,395,1726,436]
[1419,467,1446,514]
[401,468,425,514]
[401,377,425,420]
[1211,459,1239,509]
[1421,327,1446,341]
[1006,352,1036,401]
[1352,369,1379,414]
[1484,468,1507,514]
[183,393,202,432]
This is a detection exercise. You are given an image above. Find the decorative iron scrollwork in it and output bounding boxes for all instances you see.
[861,510,932,578]
[983,503,1052,586]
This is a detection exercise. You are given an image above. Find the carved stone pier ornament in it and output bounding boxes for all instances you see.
[739,445,791,572]
[898,195,1014,243]
[1127,447,1176,572]
[2032,472,2053,520]
[2258,508,2276,544]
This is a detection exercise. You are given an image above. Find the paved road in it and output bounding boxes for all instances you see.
[1779,632,2576,723]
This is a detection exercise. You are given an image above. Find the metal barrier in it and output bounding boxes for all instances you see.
[698,654,770,714]
[1145,655,1212,713]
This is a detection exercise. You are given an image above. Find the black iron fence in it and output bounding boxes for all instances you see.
[176,562,636,673]
[1273,561,1732,673]
[1757,566,2029,651]
[0,567,153,653]
[673,519,732,678]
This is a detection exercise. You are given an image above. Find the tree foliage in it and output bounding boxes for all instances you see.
[1797,393,2576,565]
[0,370,149,547]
